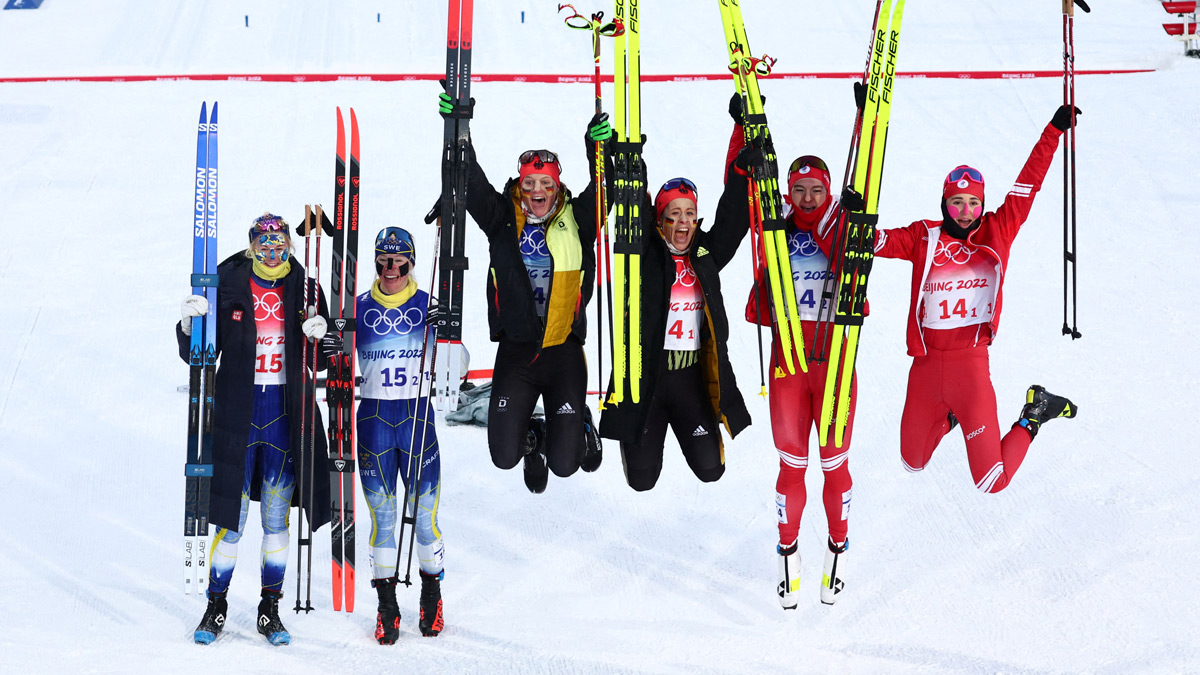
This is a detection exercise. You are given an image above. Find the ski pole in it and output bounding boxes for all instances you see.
[559,4,623,409]
[295,207,314,613]
[394,222,442,586]
[1061,0,1087,339]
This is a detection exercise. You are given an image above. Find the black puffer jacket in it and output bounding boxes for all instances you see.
[176,253,331,532]
[465,141,611,351]
[600,161,753,446]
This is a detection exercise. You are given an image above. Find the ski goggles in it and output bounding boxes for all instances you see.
[252,213,287,232]
[788,155,829,175]
[945,166,984,185]
[519,149,560,167]
[659,177,698,196]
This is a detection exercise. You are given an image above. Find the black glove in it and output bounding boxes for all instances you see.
[728,92,766,126]
[853,81,866,111]
[320,332,344,361]
[1050,105,1082,132]
[425,300,441,328]
[437,79,475,120]
[840,187,866,213]
[734,144,765,172]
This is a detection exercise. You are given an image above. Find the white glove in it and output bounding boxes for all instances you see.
[180,295,209,336]
[302,314,328,340]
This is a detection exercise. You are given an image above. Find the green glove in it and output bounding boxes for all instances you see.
[438,92,454,117]
[587,112,613,142]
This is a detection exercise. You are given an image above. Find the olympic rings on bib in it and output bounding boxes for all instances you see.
[253,291,284,321]
[933,240,976,267]
[362,306,424,336]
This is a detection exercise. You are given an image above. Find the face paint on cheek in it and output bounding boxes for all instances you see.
[970,205,982,219]
[948,204,962,220]
[397,262,411,277]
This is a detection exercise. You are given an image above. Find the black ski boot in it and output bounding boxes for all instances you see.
[193,590,228,645]
[256,589,291,645]
[419,571,445,637]
[1015,385,1077,439]
[581,404,603,473]
[372,576,401,645]
[522,415,548,494]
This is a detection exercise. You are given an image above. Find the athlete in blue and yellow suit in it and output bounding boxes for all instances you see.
[356,227,444,644]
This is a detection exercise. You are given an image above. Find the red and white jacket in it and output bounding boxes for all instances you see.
[874,122,1063,356]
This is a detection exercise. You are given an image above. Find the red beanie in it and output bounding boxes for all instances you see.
[942,165,986,202]
[518,150,561,186]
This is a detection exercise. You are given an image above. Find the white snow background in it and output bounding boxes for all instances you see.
[1,1,1197,673]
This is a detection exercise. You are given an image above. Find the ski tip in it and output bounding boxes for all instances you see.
[198,101,207,122]
[209,101,218,124]
[337,106,344,124]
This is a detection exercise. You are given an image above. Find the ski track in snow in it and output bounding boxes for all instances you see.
[1,1,1199,673]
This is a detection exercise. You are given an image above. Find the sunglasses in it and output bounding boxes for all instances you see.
[660,177,698,196]
[946,167,984,184]
[252,213,287,232]
[788,155,829,175]
[519,149,560,166]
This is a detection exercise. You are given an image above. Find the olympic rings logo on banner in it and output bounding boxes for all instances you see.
[933,240,976,267]
[519,227,549,257]
[674,258,698,287]
[362,306,424,335]
[253,291,284,321]
[789,231,820,258]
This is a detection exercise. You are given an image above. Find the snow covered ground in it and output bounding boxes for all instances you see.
[1,1,1198,673]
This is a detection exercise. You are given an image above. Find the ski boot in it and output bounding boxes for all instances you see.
[256,589,291,645]
[777,540,800,610]
[581,404,603,473]
[1015,385,1077,440]
[820,538,847,605]
[193,590,228,645]
[372,576,401,645]
[418,570,445,637]
[522,415,549,494]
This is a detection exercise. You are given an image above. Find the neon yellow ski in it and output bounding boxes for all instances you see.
[819,0,906,448]
[718,0,806,376]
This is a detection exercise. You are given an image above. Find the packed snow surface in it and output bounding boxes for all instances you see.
[0,1,1197,673]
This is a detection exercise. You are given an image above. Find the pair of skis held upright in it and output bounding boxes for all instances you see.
[184,102,218,594]
[720,0,906,449]
[277,110,361,614]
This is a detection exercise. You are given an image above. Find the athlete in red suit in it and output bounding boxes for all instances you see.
[863,106,1082,494]
[728,94,853,608]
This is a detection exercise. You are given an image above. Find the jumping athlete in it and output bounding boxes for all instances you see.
[439,91,608,493]
[177,213,333,645]
[853,105,1082,495]
[727,97,858,609]
[355,227,445,644]
[598,136,759,491]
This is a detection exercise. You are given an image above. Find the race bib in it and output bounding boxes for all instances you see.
[920,237,999,329]
[520,224,552,317]
[787,229,832,321]
[357,291,432,400]
[664,255,702,351]
[252,280,286,385]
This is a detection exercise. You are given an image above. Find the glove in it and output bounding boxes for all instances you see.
[180,295,208,336]
[438,80,475,120]
[728,92,766,126]
[425,299,441,328]
[319,332,344,361]
[1050,105,1082,132]
[302,314,328,340]
[840,187,866,213]
[733,144,765,173]
[586,112,613,142]
[853,81,866,111]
